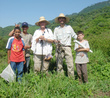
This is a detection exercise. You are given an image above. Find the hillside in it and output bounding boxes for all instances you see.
[79,0,110,14]
[0,1,110,97]
[0,0,110,37]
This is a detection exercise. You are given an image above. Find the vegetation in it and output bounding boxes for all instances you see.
[0,0,110,97]
[79,0,110,14]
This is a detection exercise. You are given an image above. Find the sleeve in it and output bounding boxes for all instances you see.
[48,29,54,40]
[31,31,37,52]
[30,35,32,42]
[86,41,90,49]
[31,30,39,43]
[70,26,77,39]
[6,37,14,49]
[53,28,57,40]
[21,39,25,51]
[74,43,78,51]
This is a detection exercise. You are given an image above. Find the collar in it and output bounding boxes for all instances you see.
[58,25,67,29]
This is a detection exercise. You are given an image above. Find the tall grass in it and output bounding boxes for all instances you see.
[0,49,110,98]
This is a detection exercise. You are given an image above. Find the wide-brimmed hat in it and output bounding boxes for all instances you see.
[55,13,69,23]
[35,16,50,26]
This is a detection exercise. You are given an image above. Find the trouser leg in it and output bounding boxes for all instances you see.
[41,56,50,74]
[76,64,82,82]
[33,55,50,75]
[64,47,74,78]
[82,63,88,83]
[10,61,17,74]
[24,57,30,73]
[16,62,24,82]
[33,55,41,73]
[56,51,64,74]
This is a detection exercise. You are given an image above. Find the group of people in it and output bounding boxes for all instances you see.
[6,13,90,83]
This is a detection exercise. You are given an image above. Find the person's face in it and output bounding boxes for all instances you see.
[58,17,66,24]
[77,34,84,41]
[14,29,21,38]
[22,26,28,33]
[39,21,46,28]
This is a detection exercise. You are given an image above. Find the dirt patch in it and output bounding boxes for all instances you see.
[93,91,110,97]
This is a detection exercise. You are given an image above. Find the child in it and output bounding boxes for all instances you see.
[9,22,32,74]
[6,27,25,82]
[74,31,90,83]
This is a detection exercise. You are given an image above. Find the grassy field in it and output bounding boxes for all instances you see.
[0,49,110,98]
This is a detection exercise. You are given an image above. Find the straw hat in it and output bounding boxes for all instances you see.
[35,16,50,26]
[55,13,69,23]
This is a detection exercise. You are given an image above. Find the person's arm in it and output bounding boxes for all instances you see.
[9,29,14,36]
[7,49,11,64]
[53,28,59,43]
[70,26,77,39]
[23,50,26,64]
[36,37,40,42]
[76,48,90,52]
[24,45,31,49]
[45,38,53,43]
[9,24,20,36]
[39,36,53,43]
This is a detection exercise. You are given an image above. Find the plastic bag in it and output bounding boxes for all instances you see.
[0,64,16,82]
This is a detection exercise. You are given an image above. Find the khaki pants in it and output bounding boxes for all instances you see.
[33,55,50,74]
[76,63,88,83]
[56,47,74,78]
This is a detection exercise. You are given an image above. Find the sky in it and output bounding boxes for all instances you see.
[0,0,108,28]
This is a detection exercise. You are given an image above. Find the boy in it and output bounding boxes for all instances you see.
[6,27,25,82]
[9,22,32,73]
[74,31,90,83]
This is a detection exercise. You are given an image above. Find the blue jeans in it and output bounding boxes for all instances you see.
[24,57,30,74]
[10,61,24,82]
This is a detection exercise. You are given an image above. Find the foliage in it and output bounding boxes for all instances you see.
[0,1,110,97]
[0,49,110,97]
[87,32,110,57]
[0,37,7,58]
[79,0,110,14]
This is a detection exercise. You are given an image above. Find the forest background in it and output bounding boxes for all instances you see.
[0,0,110,97]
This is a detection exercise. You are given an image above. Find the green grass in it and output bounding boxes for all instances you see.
[0,49,110,98]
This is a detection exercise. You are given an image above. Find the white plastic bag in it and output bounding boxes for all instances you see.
[74,40,93,53]
[0,64,16,82]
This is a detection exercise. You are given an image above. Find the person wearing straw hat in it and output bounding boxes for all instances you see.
[54,13,77,78]
[31,16,54,75]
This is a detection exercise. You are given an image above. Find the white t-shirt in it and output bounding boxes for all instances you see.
[74,40,90,64]
[31,28,53,55]
[54,25,77,46]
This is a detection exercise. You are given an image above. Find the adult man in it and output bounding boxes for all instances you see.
[54,13,77,78]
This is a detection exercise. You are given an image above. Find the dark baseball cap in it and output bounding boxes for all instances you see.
[22,22,28,27]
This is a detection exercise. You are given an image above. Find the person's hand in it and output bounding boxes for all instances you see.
[54,40,60,43]
[39,35,46,40]
[24,60,26,64]
[8,59,10,64]
[86,48,90,52]
[24,45,31,49]
[15,24,20,27]
[80,53,84,57]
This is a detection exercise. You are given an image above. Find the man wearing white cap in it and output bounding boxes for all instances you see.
[31,16,54,75]
[54,13,77,78]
